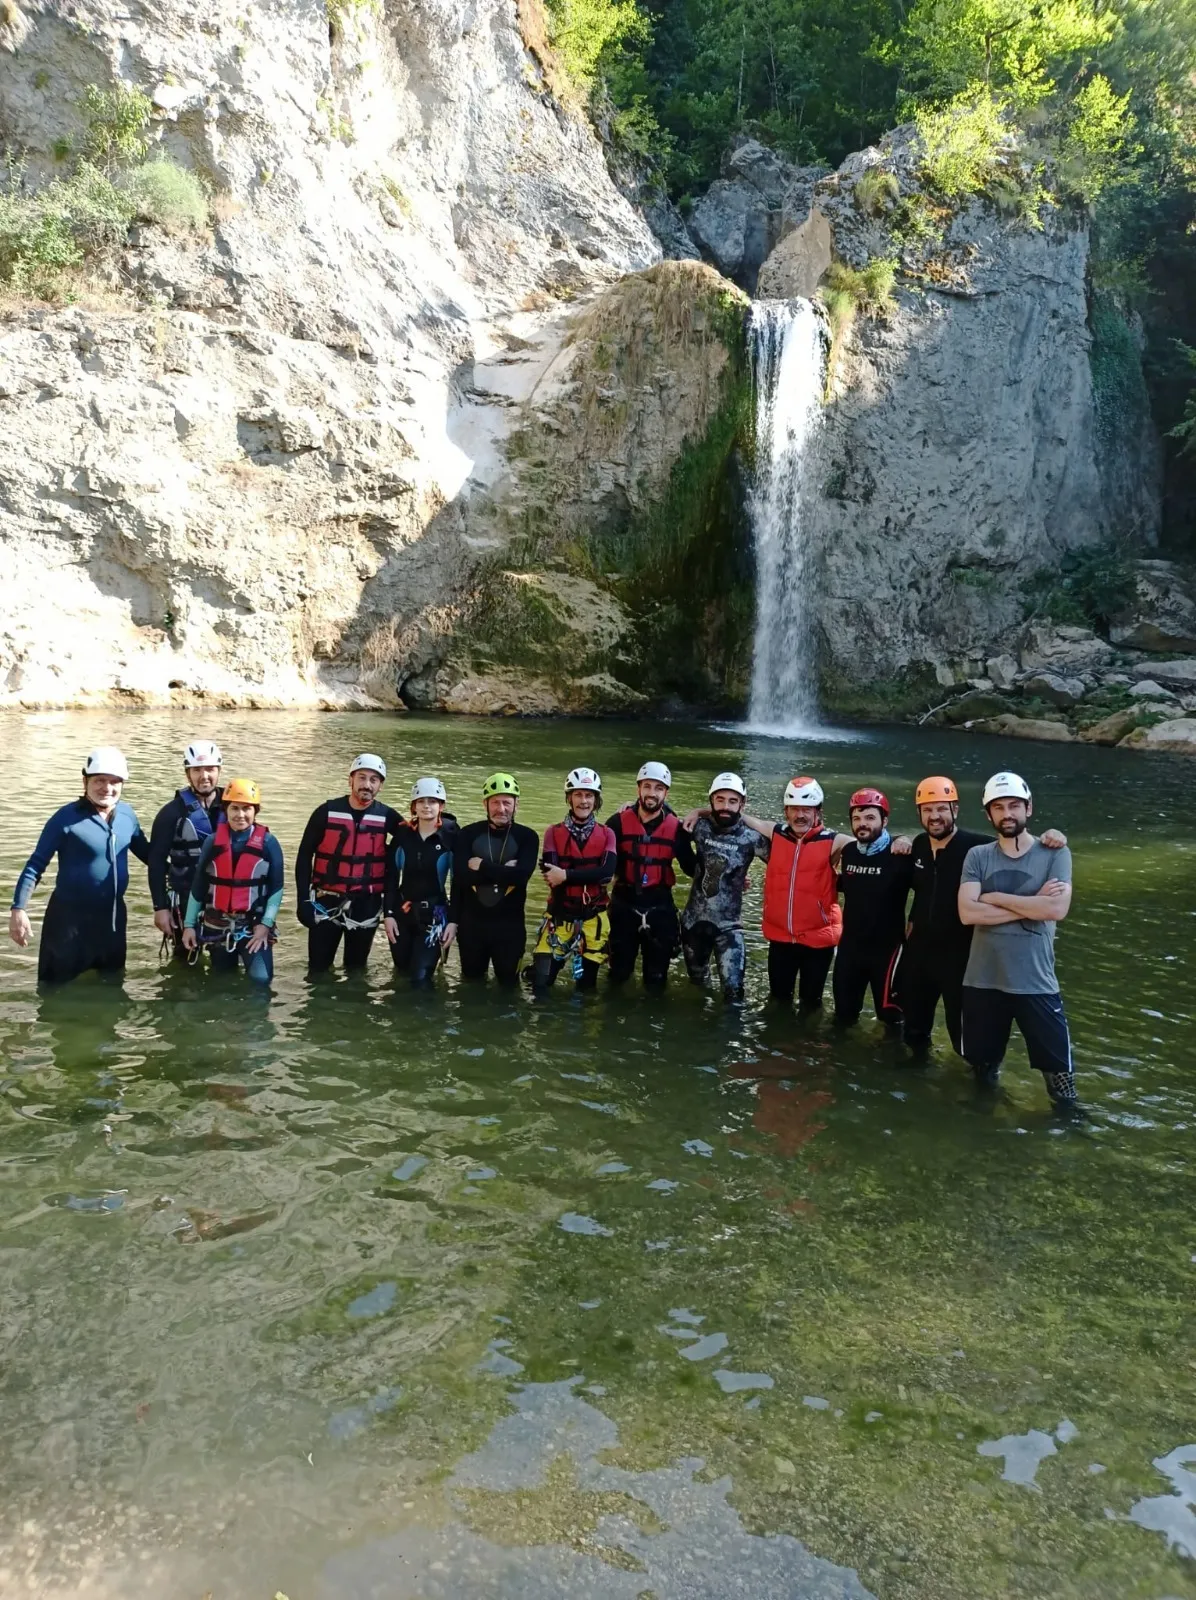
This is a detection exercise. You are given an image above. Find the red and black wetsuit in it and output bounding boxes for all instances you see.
[833,841,914,1027]
[295,795,403,972]
[607,804,697,987]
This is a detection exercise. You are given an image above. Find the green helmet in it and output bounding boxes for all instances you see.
[482,771,520,799]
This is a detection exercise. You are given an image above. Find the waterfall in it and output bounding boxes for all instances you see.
[746,299,825,735]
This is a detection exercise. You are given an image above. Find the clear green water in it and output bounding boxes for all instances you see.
[1,710,1194,1600]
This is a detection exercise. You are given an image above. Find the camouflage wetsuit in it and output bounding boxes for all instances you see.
[681,816,769,1001]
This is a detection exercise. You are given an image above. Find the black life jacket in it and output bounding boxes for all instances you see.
[168,787,220,898]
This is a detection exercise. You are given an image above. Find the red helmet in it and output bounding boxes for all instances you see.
[849,787,889,817]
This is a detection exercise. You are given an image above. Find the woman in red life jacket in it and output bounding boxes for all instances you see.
[181,779,284,984]
[294,753,403,974]
[531,767,617,994]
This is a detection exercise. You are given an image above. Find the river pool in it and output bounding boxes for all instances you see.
[1,710,1194,1600]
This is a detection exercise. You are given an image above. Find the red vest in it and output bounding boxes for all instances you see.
[312,804,387,896]
[762,826,842,948]
[615,805,680,891]
[544,820,616,918]
[207,821,272,919]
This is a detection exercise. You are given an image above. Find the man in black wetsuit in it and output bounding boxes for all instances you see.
[294,753,403,973]
[450,772,539,987]
[147,738,225,959]
[833,787,913,1029]
[607,760,696,989]
[385,776,458,987]
[897,774,1066,1054]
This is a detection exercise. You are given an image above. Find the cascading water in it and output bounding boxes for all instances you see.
[746,298,826,735]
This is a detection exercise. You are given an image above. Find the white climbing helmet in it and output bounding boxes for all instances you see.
[350,753,387,780]
[183,739,222,769]
[784,776,824,807]
[83,746,129,781]
[565,766,602,795]
[709,771,746,799]
[982,771,1032,808]
[636,761,672,787]
[411,776,447,803]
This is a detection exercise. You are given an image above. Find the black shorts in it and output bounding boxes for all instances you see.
[960,987,1073,1079]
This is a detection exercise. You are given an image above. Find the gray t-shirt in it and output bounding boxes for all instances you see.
[961,839,1072,994]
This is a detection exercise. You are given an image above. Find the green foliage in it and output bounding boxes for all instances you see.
[80,83,152,170]
[1089,291,1150,454]
[546,0,647,96]
[1169,342,1196,458]
[326,0,380,34]
[898,0,1117,109]
[854,167,900,215]
[1022,542,1137,632]
[121,159,208,234]
[0,81,208,299]
[818,257,897,398]
[915,91,1007,197]
[1058,74,1136,202]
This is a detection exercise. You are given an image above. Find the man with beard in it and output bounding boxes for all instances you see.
[295,754,402,972]
[450,773,539,987]
[898,774,1065,1054]
[832,788,914,1029]
[147,739,225,959]
[958,772,1077,1110]
[607,761,696,989]
[681,772,769,1003]
[531,767,617,994]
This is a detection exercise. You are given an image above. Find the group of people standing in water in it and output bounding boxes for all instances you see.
[7,740,1078,1109]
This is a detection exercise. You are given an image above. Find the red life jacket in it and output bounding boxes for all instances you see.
[312,803,388,897]
[544,820,616,918]
[762,825,842,948]
[207,821,272,919]
[615,805,680,891]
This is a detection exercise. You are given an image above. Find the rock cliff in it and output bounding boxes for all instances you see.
[743,127,1162,712]
[0,0,663,708]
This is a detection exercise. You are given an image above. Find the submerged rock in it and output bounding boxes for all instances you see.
[1120,718,1196,754]
[974,714,1076,742]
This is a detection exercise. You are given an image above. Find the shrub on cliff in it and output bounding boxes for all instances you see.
[122,160,208,235]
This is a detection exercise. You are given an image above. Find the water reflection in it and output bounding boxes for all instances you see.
[321,1376,874,1599]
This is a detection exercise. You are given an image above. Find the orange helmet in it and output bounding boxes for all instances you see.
[915,775,958,807]
[223,778,262,808]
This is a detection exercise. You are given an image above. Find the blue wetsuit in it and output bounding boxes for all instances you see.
[11,798,150,984]
[184,827,285,984]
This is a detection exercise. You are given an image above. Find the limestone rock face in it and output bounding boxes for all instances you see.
[0,0,658,709]
[688,140,827,292]
[1110,561,1196,654]
[744,128,1162,708]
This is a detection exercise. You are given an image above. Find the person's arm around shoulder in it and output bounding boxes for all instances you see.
[830,832,853,868]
